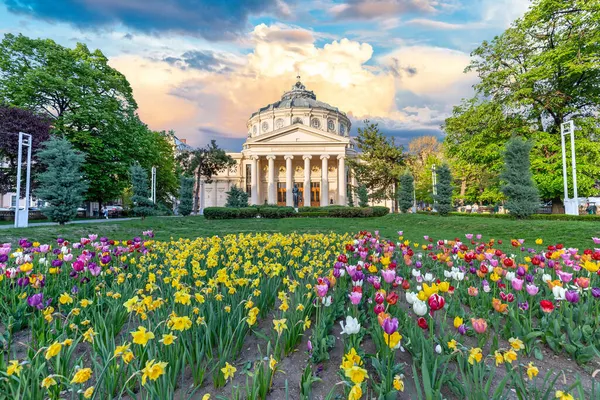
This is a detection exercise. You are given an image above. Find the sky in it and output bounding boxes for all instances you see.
[0,0,531,151]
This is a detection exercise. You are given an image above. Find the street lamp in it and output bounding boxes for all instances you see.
[14,132,32,228]
[150,166,157,204]
[561,121,578,215]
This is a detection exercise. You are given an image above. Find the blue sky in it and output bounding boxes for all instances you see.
[0,0,531,150]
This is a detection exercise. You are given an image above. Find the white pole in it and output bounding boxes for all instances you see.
[151,166,157,204]
[569,121,578,203]
[560,127,569,202]
[14,133,23,228]
[24,133,32,216]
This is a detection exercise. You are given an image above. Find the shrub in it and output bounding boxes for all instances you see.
[130,164,156,219]
[238,207,258,218]
[178,176,194,216]
[501,137,539,219]
[357,184,369,207]
[434,164,453,216]
[259,206,295,219]
[225,185,249,208]
[398,174,414,213]
[203,207,240,219]
[371,206,390,217]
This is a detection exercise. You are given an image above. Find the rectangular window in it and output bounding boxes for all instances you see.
[11,195,17,207]
[245,164,251,194]
[277,182,286,203]
[296,183,304,204]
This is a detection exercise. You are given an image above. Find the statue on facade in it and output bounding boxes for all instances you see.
[292,184,299,208]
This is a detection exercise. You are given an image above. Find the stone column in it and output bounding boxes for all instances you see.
[338,155,346,205]
[250,156,258,205]
[303,155,311,206]
[267,155,276,205]
[320,155,329,207]
[285,155,294,206]
[212,180,218,207]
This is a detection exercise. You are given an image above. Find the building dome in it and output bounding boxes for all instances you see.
[247,77,351,138]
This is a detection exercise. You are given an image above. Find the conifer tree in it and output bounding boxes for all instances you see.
[130,164,155,219]
[501,137,539,218]
[178,176,194,216]
[435,164,453,216]
[36,136,87,224]
[225,185,249,208]
[347,184,355,207]
[398,173,414,213]
[357,184,369,207]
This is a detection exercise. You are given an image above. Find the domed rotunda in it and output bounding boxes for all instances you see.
[198,77,357,211]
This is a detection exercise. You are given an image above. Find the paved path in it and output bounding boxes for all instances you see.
[0,218,139,229]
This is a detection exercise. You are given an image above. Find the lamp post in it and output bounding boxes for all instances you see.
[561,121,578,215]
[431,164,437,212]
[14,132,32,228]
[150,166,157,204]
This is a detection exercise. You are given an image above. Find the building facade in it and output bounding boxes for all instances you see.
[199,78,358,210]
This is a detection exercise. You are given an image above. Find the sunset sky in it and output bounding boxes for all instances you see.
[0,0,530,150]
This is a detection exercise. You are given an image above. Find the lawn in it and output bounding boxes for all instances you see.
[1,213,598,248]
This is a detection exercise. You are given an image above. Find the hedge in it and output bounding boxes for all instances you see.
[204,206,390,219]
[414,210,600,222]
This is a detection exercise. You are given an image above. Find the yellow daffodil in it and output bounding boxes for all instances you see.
[527,362,539,380]
[131,326,155,346]
[141,359,168,385]
[45,342,62,359]
[71,368,93,384]
[160,333,177,346]
[221,362,237,380]
[6,360,22,376]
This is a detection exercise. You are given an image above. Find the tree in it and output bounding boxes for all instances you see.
[501,137,540,219]
[347,184,355,207]
[406,136,444,204]
[0,105,51,197]
[35,136,87,224]
[178,176,194,216]
[357,184,369,208]
[225,185,249,208]
[348,121,405,210]
[398,173,414,213]
[457,0,600,203]
[0,34,145,208]
[435,164,453,216]
[178,140,235,213]
[130,164,155,219]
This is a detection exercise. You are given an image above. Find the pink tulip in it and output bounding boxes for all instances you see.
[381,269,396,284]
[316,284,328,298]
[526,284,539,296]
[511,278,524,291]
[349,291,362,305]
[471,318,487,334]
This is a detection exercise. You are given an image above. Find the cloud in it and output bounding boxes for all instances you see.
[2,0,291,40]
[405,18,476,30]
[329,0,447,20]
[164,50,243,73]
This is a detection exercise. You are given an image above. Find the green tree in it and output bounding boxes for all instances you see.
[347,184,355,207]
[225,185,249,208]
[178,176,194,216]
[35,136,87,224]
[501,137,540,219]
[435,164,453,216]
[357,184,369,208]
[0,34,149,209]
[178,140,235,213]
[406,136,444,204]
[398,173,414,213]
[454,0,600,204]
[348,121,405,210]
[130,164,155,219]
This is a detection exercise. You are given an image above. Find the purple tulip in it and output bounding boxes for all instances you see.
[592,288,600,298]
[415,261,422,269]
[17,277,29,287]
[525,274,534,283]
[565,290,580,303]
[469,267,477,274]
[458,324,467,335]
[51,259,63,267]
[382,317,399,335]
[0,254,7,263]
[518,301,529,311]
[27,293,44,310]
[517,266,526,277]
[307,340,313,353]
[526,284,539,296]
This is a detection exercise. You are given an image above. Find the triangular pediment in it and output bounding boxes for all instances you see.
[247,123,349,144]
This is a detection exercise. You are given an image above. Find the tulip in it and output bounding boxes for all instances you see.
[386,292,399,305]
[552,286,566,301]
[316,284,328,298]
[340,316,361,335]
[373,304,385,314]
[565,290,580,304]
[511,278,524,291]
[413,300,428,316]
[458,324,467,335]
[428,294,445,312]
[526,284,539,296]
[471,318,487,334]
[540,300,554,313]
[405,292,417,304]
[382,317,399,335]
[592,287,600,298]
[349,291,362,305]
[374,292,385,304]
[417,317,429,330]
[381,269,396,284]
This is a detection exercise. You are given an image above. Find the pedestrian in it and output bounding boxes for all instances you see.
[103,207,109,219]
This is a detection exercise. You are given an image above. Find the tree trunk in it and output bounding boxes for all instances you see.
[98,200,103,218]
[551,198,564,214]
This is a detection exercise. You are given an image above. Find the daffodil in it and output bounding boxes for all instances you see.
[141,359,168,385]
[221,362,237,380]
[71,368,93,384]
[131,326,155,346]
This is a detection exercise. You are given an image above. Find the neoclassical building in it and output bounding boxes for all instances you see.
[199,77,357,210]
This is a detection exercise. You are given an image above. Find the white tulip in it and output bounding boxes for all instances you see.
[505,272,515,282]
[552,286,566,301]
[424,273,434,282]
[413,300,428,316]
[340,316,361,335]
[322,296,332,307]
[405,292,417,304]
[483,285,491,293]
[435,344,442,354]
[542,274,552,283]
[412,269,421,277]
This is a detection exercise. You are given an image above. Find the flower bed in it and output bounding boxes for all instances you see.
[1,230,599,399]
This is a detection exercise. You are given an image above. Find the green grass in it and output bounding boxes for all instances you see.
[1,213,599,248]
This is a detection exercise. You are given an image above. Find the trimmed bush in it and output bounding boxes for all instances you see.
[238,207,259,218]
[203,207,240,219]
[258,206,295,219]
[204,205,390,219]
[371,206,390,217]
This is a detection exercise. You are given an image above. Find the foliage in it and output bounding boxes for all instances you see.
[225,185,249,208]
[178,140,235,213]
[398,173,414,213]
[348,121,405,208]
[0,105,51,196]
[434,164,453,216]
[446,0,600,201]
[178,176,194,216]
[357,185,369,208]
[204,206,389,219]
[347,184,355,207]
[130,164,155,219]
[35,136,87,224]
[501,137,540,219]
[406,136,444,203]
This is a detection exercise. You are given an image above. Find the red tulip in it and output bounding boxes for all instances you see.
[540,300,554,313]
[386,292,399,305]
[427,294,445,312]
[402,280,410,290]
[417,317,429,330]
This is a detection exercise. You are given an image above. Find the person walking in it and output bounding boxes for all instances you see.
[102,207,109,219]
